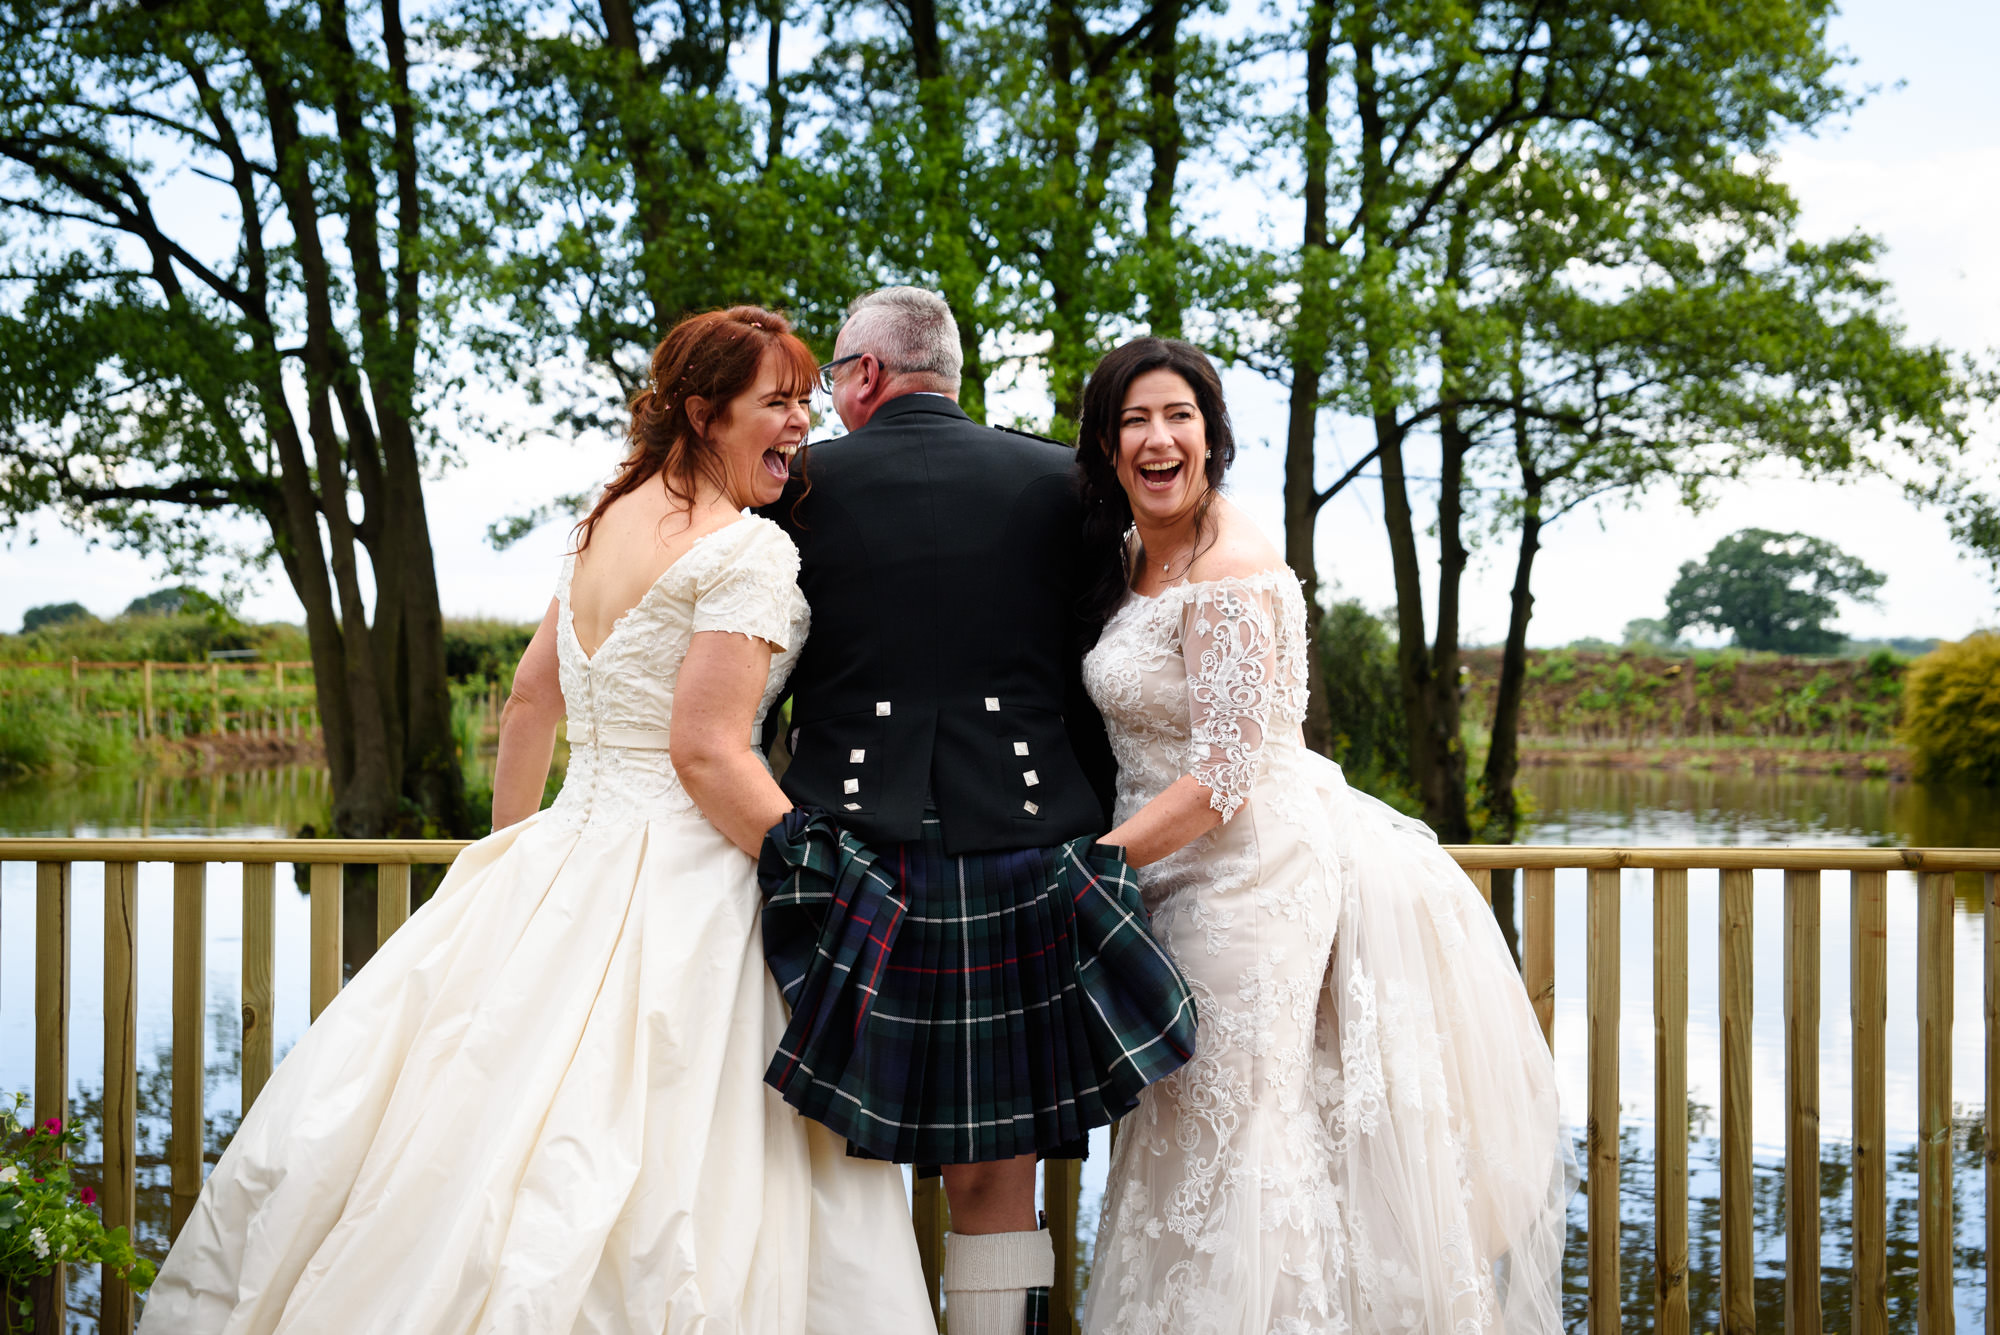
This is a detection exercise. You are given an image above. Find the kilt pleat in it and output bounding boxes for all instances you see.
[758,808,1197,1166]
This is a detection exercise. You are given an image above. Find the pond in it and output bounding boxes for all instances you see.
[0,762,1991,1330]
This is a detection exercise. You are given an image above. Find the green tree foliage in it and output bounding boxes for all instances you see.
[123,586,227,619]
[0,0,470,835]
[1622,619,1681,651]
[20,603,94,634]
[1250,0,1981,849]
[1666,529,1885,655]
[1900,632,2000,787]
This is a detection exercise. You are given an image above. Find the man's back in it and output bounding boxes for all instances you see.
[767,393,1113,854]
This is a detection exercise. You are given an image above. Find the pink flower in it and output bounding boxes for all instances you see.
[78,1186,96,1206]
[40,1117,60,1134]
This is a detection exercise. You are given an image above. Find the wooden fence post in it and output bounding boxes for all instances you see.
[1719,867,1754,1335]
[1852,869,1888,1335]
[1783,870,1821,1334]
[1044,1156,1081,1334]
[1916,871,1953,1333]
[1986,869,1998,1335]
[241,862,277,1110]
[378,863,411,944]
[33,862,71,1335]
[1587,867,1620,1332]
[171,862,207,1241]
[140,661,154,741]
[1653,868,1689,1335]
[1524,868,1555,1049]
[913,1177,947,1328]
[310,863,343,1020]
[102,862,139,1334]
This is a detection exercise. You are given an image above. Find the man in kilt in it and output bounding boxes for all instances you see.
[757,287,1197,1335]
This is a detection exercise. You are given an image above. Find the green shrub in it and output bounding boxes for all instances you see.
[443,619,537,685]
[1317,600,1417,811]
[1900,632,2000,786]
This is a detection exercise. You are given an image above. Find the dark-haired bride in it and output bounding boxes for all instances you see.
[139,307,933,1334]
[1075,338,1570,1334]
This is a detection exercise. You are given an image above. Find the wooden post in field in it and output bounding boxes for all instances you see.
[210,660,221,732]
[1524,868,1554,1049]
[1586,868,1619,1332]
[171,863,207,1240]
[1783,870,1821,1334]
[241,863,277,1110]
[102,862,139,1334]
[1852,869,1888,1335]
[1719,867,1754,1335]
[1916,871,1952,1332]
[34,862,71,1335]
[1653,868,1689,1335]
[310,863,343,1019]
[140,660,154,741]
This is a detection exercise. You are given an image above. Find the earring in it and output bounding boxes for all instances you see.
[1204,449,1212,460]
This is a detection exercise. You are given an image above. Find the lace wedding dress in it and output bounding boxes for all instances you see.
[140,516,933,1335]
[1080,570,1569,1335]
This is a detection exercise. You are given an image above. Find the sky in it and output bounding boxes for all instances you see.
[2,0,1995,646]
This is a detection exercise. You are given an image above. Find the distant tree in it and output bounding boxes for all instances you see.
[122,586,226,619]
[1622,618,1682,651]
[20,602,93,633]
[1666,529,1886,654]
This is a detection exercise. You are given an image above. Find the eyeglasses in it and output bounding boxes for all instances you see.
[818,354,866,393]
[818,352,922,393]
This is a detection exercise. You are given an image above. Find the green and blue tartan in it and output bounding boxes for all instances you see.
[758,808,1197,1166]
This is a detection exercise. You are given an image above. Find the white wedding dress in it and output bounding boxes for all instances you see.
[140,516,934,1335]
[1080,570,1569,1335]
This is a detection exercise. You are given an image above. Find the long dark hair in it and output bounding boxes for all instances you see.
[575,305,817,551]
[1075,337,1237,635]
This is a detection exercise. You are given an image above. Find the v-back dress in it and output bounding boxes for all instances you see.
[139,516,934,1335]
[1079,569,1569,1335]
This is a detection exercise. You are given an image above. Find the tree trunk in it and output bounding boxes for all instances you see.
[1139,0,1184,337]
[1285,0,1336,756]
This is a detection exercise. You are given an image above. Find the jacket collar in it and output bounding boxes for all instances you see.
[862,393,973,427]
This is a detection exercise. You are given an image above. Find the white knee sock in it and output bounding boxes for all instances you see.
[941,1229,1055,1335]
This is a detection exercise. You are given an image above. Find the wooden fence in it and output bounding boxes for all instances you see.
[0,660,318,740]
[2,837,1998,1333]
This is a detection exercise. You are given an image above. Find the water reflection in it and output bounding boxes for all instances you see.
[0,766,330,838]
[1519,764,2000,850]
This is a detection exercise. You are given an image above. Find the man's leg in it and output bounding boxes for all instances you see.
[940,1155,1053,1335]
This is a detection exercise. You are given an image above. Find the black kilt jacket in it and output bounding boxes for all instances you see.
[758,393,1117,855]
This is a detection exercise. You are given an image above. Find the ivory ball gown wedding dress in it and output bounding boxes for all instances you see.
[1080,569,1570,1335]
[139,516,934,1335]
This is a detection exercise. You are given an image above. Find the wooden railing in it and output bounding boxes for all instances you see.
[3,838,1997,1333]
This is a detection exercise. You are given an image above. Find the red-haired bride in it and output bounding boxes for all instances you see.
[140,308,934,1334]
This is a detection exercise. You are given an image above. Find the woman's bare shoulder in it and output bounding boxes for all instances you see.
[1187,498,1287,583]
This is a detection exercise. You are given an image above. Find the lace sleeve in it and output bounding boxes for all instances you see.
[1181,579,1281,822]
[690,518,805,651]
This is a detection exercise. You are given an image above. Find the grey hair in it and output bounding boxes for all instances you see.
[841,287,963,391]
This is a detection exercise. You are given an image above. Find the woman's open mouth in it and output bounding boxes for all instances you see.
[761,442,800,482]
[1137,459,1184,490]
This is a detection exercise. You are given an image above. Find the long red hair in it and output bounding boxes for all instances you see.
[575,306,817,551]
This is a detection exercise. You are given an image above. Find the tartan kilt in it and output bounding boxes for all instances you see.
[757,808,1198,1166]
